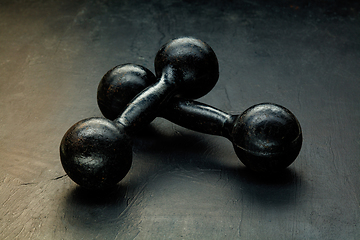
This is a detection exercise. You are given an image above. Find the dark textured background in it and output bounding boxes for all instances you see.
[0,0,359,239]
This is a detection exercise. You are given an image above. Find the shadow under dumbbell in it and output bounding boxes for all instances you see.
[67,184,128,206]
[131,120,307,207]
[63,185,126,225]
[61,182,146,239]
[130,119,225,174]
[63,118,305,223]
[219,164,307,207]
[134,123,210,151]
[61,121,306,239]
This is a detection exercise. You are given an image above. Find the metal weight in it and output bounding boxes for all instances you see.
[60,37,219,189]
[98,65,303,173]
[163,100,303,173]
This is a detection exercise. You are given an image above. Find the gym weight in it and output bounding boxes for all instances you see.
[60,37,219,189]
[98,64,303,173]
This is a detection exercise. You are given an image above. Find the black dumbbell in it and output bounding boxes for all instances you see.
[97,64,157,120]
[163,100,303,172]
[98,64,303,173]
[60,37,219,189]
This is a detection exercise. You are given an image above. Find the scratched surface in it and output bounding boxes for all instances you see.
[0,0,360,239]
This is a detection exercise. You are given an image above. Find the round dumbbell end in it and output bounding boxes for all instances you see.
[232,103,302,172]
[154,37,219,99]
[60,118,132,189]
[97,64,157,120]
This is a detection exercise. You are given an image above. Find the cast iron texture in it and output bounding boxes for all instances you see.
[60,118,132,189]
[162,101,302,172]
[232,103,303,172]
[97,64,157,120]
[97,64,303,173]
[154,37,219,99]
[115,36,219,133]
[60,37,219,189]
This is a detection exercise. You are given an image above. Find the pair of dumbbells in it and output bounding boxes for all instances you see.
[60,37,302,190]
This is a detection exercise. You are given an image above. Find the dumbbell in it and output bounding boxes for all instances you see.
[98,64,303,173]
[60,37,219,189]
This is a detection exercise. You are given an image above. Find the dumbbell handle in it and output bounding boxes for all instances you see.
[115,66,178,133]
[161,99,238,140]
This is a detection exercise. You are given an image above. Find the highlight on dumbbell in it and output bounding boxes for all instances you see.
[60,37,219,189]
[97,64,303,173]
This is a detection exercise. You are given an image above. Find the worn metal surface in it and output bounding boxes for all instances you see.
[1,0,360,239]
[97,64,158,120]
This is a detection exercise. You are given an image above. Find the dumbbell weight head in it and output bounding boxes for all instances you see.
[60,118,132,189]
[155,37,219,99]
[97,64,157,120]
[232,103,302,172]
